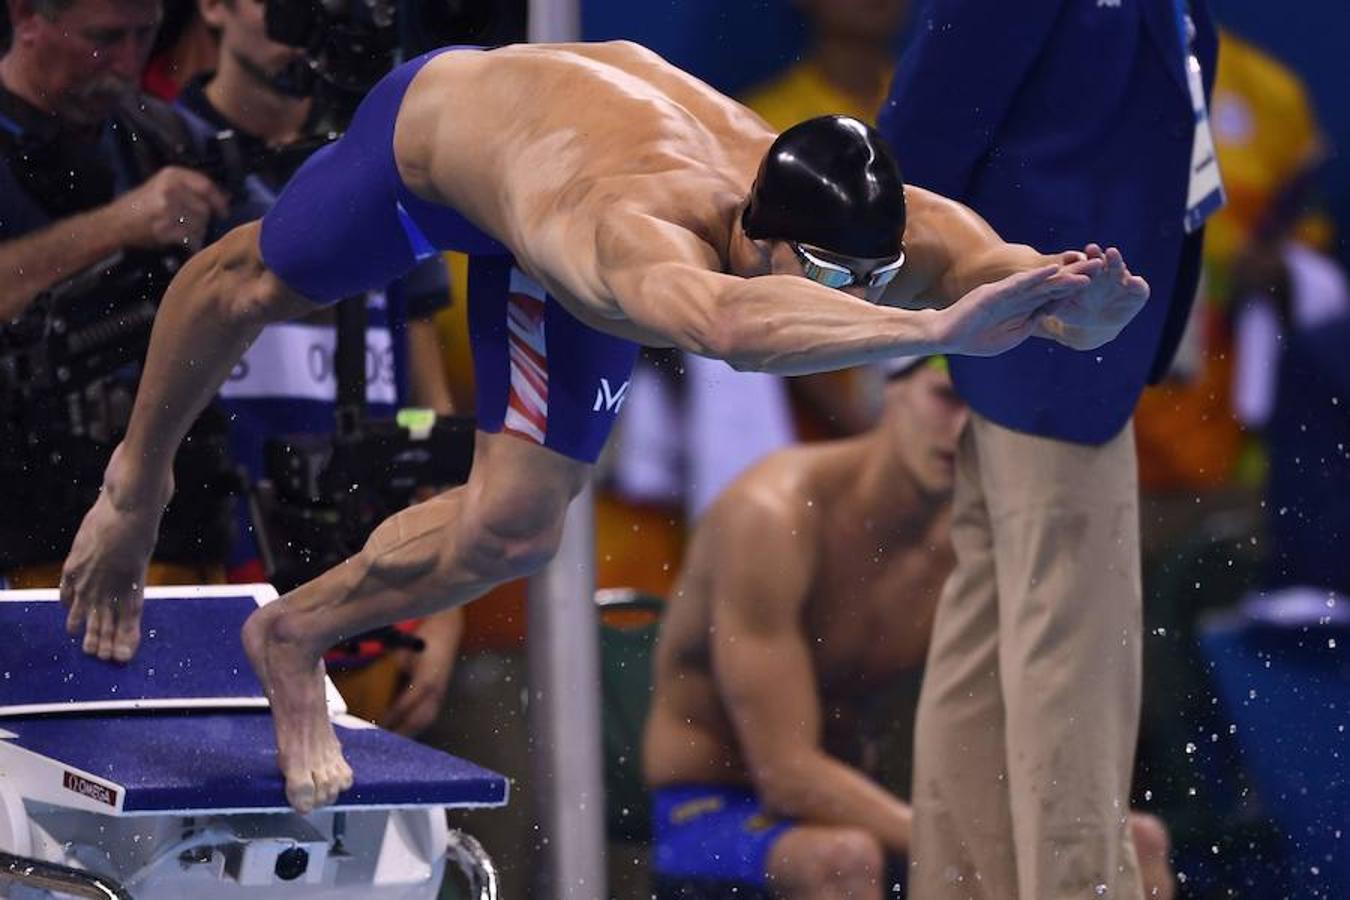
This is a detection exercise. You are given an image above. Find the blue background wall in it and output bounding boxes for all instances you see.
[582,0,1350,267]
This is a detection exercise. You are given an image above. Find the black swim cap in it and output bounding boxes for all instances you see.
[742,115,906,260]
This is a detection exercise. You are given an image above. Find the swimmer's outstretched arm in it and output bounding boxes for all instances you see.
[598,215,1092,376]
[60,222,315,660]
[895,187,1151,350]
[122,222,314,484]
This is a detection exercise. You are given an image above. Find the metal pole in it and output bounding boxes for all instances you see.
[525,5,600,897]
[527,483,607,900]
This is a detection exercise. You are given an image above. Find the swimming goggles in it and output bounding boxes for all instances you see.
[790,242,906,290]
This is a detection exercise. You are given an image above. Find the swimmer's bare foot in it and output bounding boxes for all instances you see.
[242,604,354,813]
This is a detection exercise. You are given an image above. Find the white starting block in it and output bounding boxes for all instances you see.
[0,586,507,900]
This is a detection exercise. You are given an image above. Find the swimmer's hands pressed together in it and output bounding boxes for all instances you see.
[927,245,1148,356]
[925,261,1101,357]
[880,188,1147,356]
[1035,244,1151,350]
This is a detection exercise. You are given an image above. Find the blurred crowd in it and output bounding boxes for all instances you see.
[1,0,1344,898]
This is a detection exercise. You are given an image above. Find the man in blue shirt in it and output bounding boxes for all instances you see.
[879,1,1219,897]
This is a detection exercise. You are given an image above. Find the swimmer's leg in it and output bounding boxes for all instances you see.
[241,250,631,810]
[243,430,588,811]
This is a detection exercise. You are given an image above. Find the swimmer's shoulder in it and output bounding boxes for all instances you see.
[702,444,832,548]
[902,184,997,251]
[901,184,962,233]
[680,452,827,619]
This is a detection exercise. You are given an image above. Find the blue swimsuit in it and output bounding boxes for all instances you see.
[259,48,639,463]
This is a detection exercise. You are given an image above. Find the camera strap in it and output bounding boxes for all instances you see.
[109,93,200,183]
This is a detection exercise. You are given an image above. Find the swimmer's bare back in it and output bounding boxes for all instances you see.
[392,42,773,341]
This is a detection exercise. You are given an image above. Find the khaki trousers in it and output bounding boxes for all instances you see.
[911,413,1143,900]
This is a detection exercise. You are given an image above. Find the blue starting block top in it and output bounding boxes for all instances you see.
[0,593,266,716]
[0,587,509,815]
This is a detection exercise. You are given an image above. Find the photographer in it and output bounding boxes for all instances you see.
[0,0,228,320]
[178,0,460,737]
[0,0,235,589]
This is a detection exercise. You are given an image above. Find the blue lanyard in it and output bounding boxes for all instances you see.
[1171,0,1195,54]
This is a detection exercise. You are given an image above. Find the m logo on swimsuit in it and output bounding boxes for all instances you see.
[62,771,118,808]
[593,377,631,413]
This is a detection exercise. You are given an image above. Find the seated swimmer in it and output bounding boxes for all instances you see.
[60,42,1149,812]
[643,359,1175,900]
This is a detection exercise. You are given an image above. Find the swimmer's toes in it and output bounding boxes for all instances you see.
[319,763,349,808]
[285,770,318,814]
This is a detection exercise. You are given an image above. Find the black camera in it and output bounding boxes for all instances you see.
[265,0,400,98]
[242,297,478,594]
[252,414,476,592]
[261,0,501,103]
[0,250,184,434]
